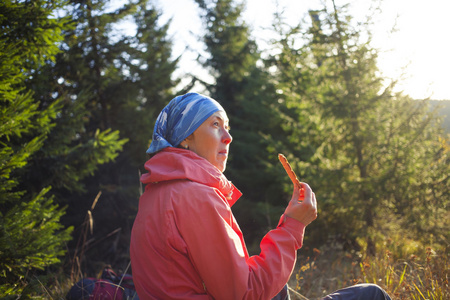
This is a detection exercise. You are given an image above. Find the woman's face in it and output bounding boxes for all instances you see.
[184,111,232,172]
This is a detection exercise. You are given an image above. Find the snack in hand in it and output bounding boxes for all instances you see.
[278,153,302,189]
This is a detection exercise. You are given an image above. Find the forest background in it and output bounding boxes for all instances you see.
[0,0,448,298]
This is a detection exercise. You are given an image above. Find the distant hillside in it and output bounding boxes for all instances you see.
[428,100,450,133]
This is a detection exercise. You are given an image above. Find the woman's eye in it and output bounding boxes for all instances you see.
[212,120,230,131]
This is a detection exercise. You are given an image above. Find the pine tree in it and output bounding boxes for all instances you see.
[108,1,179,168]
[194,0,291,247]
[87,1,178,267]
[27,0,178,271]
[270,1,450,254]
[264,10,324,179]
[0,0,73,295]
[25,0,134,196]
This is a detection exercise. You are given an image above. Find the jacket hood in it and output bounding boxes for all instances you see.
[141,147,242,206]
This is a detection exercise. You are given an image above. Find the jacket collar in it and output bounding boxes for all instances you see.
[141,147,242,206]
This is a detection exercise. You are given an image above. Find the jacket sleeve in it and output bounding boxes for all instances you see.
[173,184,305,300]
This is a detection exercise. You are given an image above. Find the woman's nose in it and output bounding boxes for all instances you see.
[223,130,232,144]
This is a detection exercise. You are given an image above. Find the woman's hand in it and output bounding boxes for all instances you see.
[284,182,317,226]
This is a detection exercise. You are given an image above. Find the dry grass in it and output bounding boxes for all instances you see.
[291,241,449,300]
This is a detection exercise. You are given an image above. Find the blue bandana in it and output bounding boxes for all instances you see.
[146,93,225,154]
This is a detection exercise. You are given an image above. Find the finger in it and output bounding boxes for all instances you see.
[287,188,299,208]
[300,182,312,204]
[312,193,318,219]
[312,192,317,210]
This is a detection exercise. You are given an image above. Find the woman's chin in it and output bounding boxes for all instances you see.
[216,162,227,173]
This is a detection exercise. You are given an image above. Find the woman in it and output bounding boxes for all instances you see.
[130,93,391,300]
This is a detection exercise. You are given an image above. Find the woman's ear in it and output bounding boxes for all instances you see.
[180,136,191,149]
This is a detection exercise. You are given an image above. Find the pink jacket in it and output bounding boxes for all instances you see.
[130,147,305,299]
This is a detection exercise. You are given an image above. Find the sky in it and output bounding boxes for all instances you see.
[134,0,450,100]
